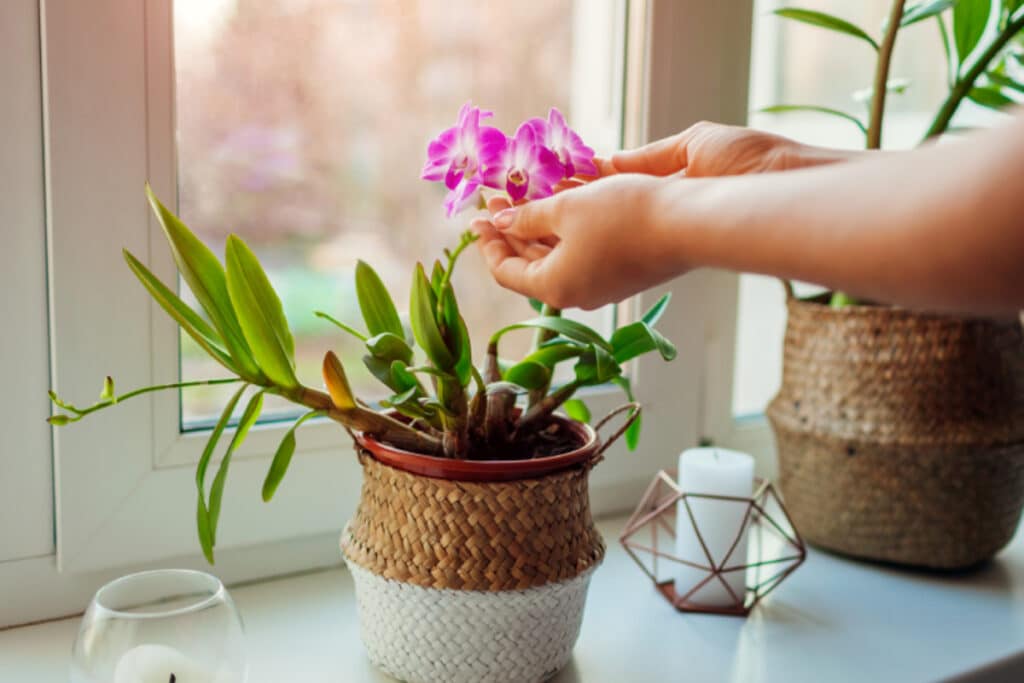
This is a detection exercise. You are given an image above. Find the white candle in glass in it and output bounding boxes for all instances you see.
[673,447,754,607]
[113,644,214,683]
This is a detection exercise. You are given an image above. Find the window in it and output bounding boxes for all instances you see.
[730,0,1005,423]
[3,0,753,627]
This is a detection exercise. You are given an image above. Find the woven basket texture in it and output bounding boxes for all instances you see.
[767,296,1024,569]
[342,451,605,591]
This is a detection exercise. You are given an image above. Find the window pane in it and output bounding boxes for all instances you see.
[173,0,622,426]
[734,0,1004,417]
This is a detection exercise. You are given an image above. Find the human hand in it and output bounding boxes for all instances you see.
[609,121,848,178]
[471,173,686,309]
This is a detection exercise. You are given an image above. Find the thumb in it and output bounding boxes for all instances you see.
[493,197,558,241]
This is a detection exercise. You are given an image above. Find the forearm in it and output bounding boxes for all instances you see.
[658,118,1024,315]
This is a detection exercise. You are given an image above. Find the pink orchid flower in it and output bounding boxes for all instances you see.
[480,123,564,202]
[422,103,505,217]
[526,107,597,179]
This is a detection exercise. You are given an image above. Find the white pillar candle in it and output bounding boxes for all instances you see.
[113,644,214,683]
[673,447,754,607]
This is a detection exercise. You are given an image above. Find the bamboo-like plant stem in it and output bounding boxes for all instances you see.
[867,0,906,149]
[924,10,1024,140]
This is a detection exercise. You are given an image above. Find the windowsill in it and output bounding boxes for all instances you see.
[2,515,1023,682]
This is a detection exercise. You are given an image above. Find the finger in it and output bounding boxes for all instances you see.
[611,134,688,176]
[493,196,559,240]
[487,195,512,214]
[589,157,619,178]
[553,178,585,194]
[475,220,547,298]
[505,233,552,260]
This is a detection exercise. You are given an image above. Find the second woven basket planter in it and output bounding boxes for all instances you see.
[341,413,624,683]
[767,289,1024,569]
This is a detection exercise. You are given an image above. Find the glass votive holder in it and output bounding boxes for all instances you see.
[71,568,246,682]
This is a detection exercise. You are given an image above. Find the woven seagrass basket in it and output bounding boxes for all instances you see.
[766,287,1024,569]
[341,409,633,683]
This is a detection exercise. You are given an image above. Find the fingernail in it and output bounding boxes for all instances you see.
[494,208,516,230]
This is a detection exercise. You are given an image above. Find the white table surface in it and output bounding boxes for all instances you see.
[2,514,1023,683]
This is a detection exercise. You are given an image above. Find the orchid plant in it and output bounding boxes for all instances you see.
[47,105,677,563]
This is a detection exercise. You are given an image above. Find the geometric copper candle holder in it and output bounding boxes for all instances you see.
[620,469,806,616]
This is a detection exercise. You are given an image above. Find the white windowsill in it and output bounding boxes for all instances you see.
[1,514,1023,682]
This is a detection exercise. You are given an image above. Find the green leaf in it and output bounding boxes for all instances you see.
[491,316,613,351]
[145,185,262,381]
[901,0,957,27]
[641,292,672,327]
[968,85,1016,108]
[563,398,591,423]
[196,383,247,564]
[366,332,414,365]
[504,360,552,390]
[315,311,367,342]
[852,77,912,103]
[612,376,642,451]
[123,249,236,373]
[757,105,867,134]
[390,361,424,392]
[430,260,445,296]
[363,354,397,391]
[829,291,861,308]
[209,390,264,547]
[575,344,622,385]
[355,260,404,338]
[225,235,298,390]
[773,8,879,50]
[528,297,545,313]
[440,284,472,386]
[262,410,324,502]
[522,342,585,368]
[409,263,454,369]
[953,0,991,63]
[987,70,1024,93]
[610,321,678,363]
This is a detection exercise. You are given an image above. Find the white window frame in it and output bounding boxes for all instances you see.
[0,0,759,627]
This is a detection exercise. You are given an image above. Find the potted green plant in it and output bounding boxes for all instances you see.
[763,0,1024,569]
[49,105,676,682]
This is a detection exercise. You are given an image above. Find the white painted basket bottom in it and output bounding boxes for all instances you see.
[343,557,595,683]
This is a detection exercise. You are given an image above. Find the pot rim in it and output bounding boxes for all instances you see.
[355,415,599,482]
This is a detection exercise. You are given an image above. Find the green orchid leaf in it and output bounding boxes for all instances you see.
[773,8,879,50]
[987,71,1024,93]
[315,311,367,342]
[900,0,956,27]
[262,410,325,502]
[196,383,248,564]
[504,360,552,390]
[612,376,642,451]
[390,361,423,393]
[430,260,445,296]
[491,316,612,351]
[528,297,545,313]
[758,105,867,134]
[364,354,398,391]
[611,321,678,363]
[563,398,591,424]
[145,185,262,381]
[641,292,672,327]
[968,85,1016,109]
[404,364,455,382]
[953,0,991,64]
[522,342,585,368]
[575,344,622,385]
[123,249,237,373]
[409,263,454,369]
[208,390,264,550]
[355,260,404,338]
[225,235,298,390]
[366,332,414,365]
[440,284,473,386]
